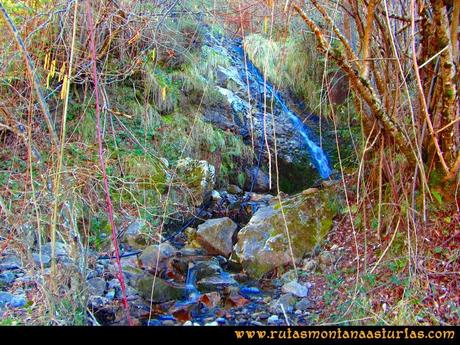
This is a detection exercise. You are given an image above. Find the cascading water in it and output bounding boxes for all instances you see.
[229,39,333,180]
[184,263,200,303]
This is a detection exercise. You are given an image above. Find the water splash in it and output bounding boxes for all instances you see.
[184,263,200,303]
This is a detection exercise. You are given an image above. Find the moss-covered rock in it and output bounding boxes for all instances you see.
[233,187,342,278]
[122,154,169,192]
[175,157,215,206]
[135,275,186,302]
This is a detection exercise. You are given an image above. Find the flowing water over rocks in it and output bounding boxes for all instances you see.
[202,31,333,192]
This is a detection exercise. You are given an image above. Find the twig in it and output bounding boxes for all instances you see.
[0,2,57,147]
[85,0,132,325]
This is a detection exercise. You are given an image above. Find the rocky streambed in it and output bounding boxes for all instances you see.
[0,171,342,325]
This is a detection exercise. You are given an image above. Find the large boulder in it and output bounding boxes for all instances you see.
[135,275,186,302]
[233,188,341,278]
[196,217,238,257]
[176,158,216,206]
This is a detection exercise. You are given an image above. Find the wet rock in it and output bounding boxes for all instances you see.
[245,167,270,193]
[0,292,13,307]
[123,219,149,249]
[196,273,238,292]
[87,277,107,296]
[234,188,340,278]
[0,292,26,309]
[135,275,186,302]
[0,271,15,286]
[176,158,215,206]
[139,242,177,270]
[10,295,26,308]
[281,281,309,298]
[0,255,22,271]
[32,253,51,267]
[196,217,237,257]
[194,258,223,281]
[106,289,116,301]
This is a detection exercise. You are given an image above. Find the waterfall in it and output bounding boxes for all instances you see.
[232,41,332,179]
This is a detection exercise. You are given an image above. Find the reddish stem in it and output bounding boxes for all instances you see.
[84,0,132,325]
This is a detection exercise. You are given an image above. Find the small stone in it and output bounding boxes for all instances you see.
[295,298,310,311]
[281,270,297,283]
[302,259,317,272]
[162,320,176,326]
[87,295,115,323]
[278,294,297,313]
[281,281,309,298]
[196,217,238,257]
[211,190,222,202]
[228,184,243,195]
[32,253,51,267]
[269,294,297,314]
[86,270,98,280]
[205,321,219,326]
[183,321,193,326]
[106,289,116,301]
[318,251,334,266]
[107,279,121,290]
[196,273,238,292]
[124,219,148,249]
[42,242,69,257]
[87,277,107,296]
[87,295,109,308]
[258,312,269,320]
[267,315,279,324]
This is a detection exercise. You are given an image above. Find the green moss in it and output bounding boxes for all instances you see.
[121,152,168,192]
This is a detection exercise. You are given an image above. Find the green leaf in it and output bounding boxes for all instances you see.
[432,190,443,204]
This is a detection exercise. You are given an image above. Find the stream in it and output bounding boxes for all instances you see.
[135,32,333,326]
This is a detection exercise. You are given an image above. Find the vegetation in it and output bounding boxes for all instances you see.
[0,0,458,327]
